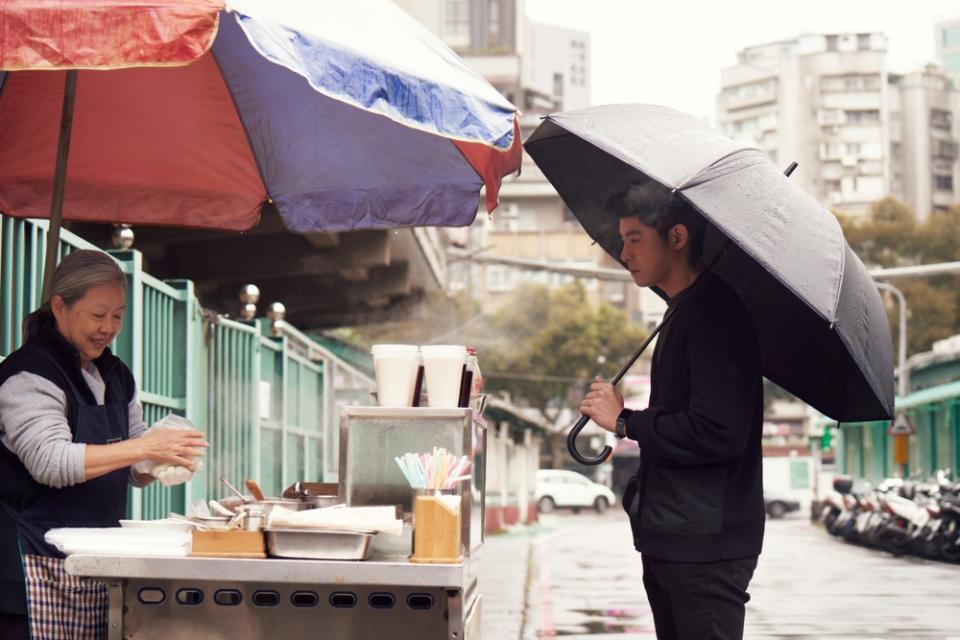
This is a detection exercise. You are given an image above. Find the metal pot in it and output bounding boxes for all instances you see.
[300,495,341,509]
[250,498,313,517]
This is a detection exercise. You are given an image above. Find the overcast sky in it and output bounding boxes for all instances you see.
[524,0,959,121]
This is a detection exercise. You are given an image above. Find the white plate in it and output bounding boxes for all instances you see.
[119,518,194,532]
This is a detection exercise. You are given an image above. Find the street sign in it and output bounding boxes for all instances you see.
[894,434,910,465]
[888,413,916,436]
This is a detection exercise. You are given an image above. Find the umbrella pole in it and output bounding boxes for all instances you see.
[41,70,78,300]
[568,160,801,465]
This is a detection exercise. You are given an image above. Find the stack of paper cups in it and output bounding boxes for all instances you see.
[371,344,420,407]
[420,345,467,408]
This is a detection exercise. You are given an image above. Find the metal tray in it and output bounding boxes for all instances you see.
[263,528,374,561]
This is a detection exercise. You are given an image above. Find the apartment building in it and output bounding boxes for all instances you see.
[888,67,960,219]
[394,0,666,327]
[718,32,959,221]
[937,18,960,89]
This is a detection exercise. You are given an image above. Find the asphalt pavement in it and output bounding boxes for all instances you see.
[479,509,960,639]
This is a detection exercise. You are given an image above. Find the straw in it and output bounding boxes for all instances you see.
[395,449,472,490]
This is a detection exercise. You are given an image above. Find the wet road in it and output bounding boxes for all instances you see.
[481,509,960,639]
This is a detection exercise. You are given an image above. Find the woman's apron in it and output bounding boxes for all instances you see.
[0,351,128,640]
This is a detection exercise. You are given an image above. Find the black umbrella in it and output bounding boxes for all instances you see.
[524,104,894,465]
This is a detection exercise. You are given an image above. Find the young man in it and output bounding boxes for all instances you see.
[580,181,765,640]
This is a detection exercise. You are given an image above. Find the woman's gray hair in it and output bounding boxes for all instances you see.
[23,250,127,341]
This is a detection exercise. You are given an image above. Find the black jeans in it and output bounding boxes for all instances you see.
[641,554,757,640]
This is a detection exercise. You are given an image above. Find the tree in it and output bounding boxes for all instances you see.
[482,282,648,423]
[839,198,960,355]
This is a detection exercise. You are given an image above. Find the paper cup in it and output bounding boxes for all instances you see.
[420,345,467,408]
[371,344,420,407]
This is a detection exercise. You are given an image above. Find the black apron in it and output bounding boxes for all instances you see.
[0,346,129,615]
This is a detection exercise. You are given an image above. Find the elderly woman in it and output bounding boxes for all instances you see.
[0,250,207,640]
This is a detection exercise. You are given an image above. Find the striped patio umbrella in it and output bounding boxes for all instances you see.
[0,0,522,291]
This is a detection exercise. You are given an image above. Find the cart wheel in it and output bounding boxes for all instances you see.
[538,496,556,514]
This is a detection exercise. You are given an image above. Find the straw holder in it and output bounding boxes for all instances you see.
[409,488,462,564]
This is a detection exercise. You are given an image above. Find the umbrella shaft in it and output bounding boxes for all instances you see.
[41,70,78,300]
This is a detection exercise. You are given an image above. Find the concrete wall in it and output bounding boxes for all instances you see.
[485,422,540,531]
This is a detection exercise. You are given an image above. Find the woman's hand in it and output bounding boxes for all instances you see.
[579,376,624,432]
[135,427,208,470]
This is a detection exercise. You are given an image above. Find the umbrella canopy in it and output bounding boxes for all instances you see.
[0,0,521,233]
[525,104,894,423]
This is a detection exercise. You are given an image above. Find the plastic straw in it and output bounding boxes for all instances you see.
[446,475,471,487]
[395,449,471,490]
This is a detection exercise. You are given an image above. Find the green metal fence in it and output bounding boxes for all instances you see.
[0,215,374,520]
[1,217,98,357]
[835,396,960,483]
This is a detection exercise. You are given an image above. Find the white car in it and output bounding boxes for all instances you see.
[536,469,616,514]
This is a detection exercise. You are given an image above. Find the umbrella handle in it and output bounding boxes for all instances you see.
[567,414,612,464]
[567,308,671,466]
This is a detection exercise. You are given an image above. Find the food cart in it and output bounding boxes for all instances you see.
[64,407,486,640]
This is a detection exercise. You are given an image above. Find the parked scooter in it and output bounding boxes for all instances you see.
[821,469,960,563]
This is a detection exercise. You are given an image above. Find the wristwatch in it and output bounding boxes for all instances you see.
[615,409,632,439]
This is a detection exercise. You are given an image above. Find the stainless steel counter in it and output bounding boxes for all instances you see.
[65,551,476,588]
[65,551,481,640]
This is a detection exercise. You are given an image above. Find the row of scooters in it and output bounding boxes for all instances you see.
[818,470,960,562]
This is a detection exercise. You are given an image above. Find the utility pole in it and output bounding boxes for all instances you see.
[875,282,909,479]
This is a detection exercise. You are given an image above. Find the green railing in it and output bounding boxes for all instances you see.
[0,215,374,520]
[835,400,960,483]
[204,318,260,502]
[1,217,98,357]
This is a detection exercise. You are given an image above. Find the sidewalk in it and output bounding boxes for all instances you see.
[477,524,539,640]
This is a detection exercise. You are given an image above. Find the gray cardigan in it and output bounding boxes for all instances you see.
[0,366,148,488]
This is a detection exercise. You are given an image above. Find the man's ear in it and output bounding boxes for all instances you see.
[670,224,689,251]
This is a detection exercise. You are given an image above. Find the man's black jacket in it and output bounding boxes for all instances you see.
[622,271,764,562]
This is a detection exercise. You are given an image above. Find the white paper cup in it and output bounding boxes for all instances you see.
[371,344,420,407]
[421,345,467,408]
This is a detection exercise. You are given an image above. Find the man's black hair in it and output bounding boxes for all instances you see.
[607,180,706,269]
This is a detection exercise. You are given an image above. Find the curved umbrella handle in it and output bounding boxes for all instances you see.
[567,414,612,464]
[567,315,666,466]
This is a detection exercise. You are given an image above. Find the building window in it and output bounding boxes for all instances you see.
[843,109,880,126]
[820,73,881,93]
[934,139,959,160]
[485,265,517,292]
[495,202,520,231]
[722,79,776,103]
[488,0,500,39]
[931,109,953,130]
[443,0,470,46]
[817,109,845,125]
[934,175,954,191]
[553,72,564,100]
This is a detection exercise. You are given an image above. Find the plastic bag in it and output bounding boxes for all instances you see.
[132,414,204,486]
